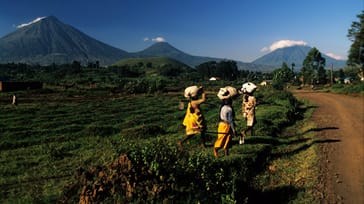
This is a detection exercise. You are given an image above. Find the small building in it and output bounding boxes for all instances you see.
[0,81,43,92]
[209,77,221,81]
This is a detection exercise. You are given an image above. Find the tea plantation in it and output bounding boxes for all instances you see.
[0,83,311,203]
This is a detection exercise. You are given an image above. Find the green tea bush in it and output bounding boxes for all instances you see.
[62,139,272,203]
[115,77,169,94]
[254,87,301,136]
[131,125,166,139]
[1,83,303,203]
[85,125,119,137]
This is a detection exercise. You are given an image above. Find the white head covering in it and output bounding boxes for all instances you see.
[217,86,237,100]
[184,85,201,98]
[241,82,257,94]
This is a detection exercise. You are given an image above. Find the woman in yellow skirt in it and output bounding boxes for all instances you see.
[179,86,206,150]
[214,86,237,158]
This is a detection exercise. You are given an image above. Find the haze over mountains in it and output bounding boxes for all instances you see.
[0,16,346,71]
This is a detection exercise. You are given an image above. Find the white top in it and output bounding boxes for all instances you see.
[220,105,235,131]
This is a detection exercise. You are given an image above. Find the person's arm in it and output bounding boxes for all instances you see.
[192,91,206,106]
[252,96,257,107]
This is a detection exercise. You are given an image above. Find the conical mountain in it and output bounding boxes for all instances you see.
[0,16,129,65]
[253,45,346,69]
[132,42,221,67]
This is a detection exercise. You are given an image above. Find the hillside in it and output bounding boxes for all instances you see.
[113,56,195,76]
[114,56,190,67]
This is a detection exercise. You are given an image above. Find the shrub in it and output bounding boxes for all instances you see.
[60,139,272,203]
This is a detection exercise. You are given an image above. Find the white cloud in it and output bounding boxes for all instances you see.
[261,40,308,52]
[326,52,346,60]
[152,37,166,42]
[17,17,46,28]
[143,37,149,41]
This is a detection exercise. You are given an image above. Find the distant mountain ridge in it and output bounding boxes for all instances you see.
[253,45,346,70]
[0,16,346,70]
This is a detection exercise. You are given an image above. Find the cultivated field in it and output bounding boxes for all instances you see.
[0,86,320,203]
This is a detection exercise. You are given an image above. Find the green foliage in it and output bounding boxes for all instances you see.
[0,60,195,93]
[272,62,294,90]
[196,60,239,80]
[118,77,168,94]
[347,10,364,67]
[62,137,272,203]
[326,83,364,94]
[301,47,326,85]
[112,57,194,77]
[342,66,363,80]
[254,87,301,136]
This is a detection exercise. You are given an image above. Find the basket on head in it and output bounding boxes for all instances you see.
[217,86,237,100]
[241,82,257,94]
[184,85,202,99]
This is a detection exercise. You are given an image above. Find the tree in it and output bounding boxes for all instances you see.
[347,10,364,67]
[317,65,327,84]
[216,60,239,81]
[196,61,216,79]
[272,62,294,89]
[301,47,326,85]
[196,60,238,80]
[71,60,82,74]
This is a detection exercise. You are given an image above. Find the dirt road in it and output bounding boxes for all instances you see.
[293,90,364,204]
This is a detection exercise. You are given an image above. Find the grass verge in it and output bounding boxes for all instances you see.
[250,96,321,203]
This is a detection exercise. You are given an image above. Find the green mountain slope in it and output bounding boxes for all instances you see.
[113,56,195,76]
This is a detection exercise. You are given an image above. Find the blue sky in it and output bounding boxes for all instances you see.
[0,0,362,62]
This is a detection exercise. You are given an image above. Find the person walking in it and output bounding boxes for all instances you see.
[240,82,257,144]
[178,86,206,150]
[214,86,237,158]
[12,94,17,106]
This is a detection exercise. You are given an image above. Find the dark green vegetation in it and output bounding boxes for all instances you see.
[324,83,364,94]
[347,10,364,67]
[0,59,268,92]
[0,77,309,203]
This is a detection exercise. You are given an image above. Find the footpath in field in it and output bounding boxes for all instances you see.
[293,90,364,204]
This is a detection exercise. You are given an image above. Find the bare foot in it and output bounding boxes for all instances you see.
[178,141,183,151]
[240,131,246,144]
[213,148,218,158]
